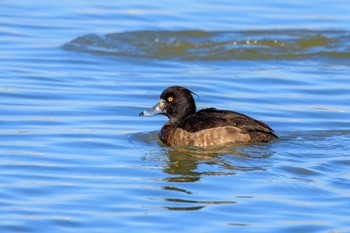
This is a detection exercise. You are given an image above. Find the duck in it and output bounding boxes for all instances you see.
[139,86,277,147]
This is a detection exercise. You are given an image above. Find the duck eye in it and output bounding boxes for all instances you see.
[167,96,174,102]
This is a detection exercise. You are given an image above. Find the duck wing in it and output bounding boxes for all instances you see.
[179,108,277,142]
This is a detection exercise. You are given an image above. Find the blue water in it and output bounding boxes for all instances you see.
[1,1,350,232]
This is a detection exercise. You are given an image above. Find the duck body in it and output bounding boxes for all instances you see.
[139,86,277,147]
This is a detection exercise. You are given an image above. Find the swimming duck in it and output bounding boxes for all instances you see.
[139,86,277,147]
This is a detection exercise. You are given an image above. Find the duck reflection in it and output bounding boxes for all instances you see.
[137,136,276,211]
[161,144,275,183]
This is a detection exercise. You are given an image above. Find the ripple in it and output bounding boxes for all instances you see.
[124,131,159,147]
[150,197,235,211]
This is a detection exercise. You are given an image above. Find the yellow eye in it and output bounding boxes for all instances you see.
[167,96,174,102]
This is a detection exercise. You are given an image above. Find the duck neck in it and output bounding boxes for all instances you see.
[173,102,196,123]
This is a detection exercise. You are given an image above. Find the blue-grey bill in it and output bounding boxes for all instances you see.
[139,102,162,116]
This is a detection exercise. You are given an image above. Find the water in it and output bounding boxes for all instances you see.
[1,0,350,232]
[63,30,350,60]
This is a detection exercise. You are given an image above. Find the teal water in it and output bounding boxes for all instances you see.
[1,1,350,232]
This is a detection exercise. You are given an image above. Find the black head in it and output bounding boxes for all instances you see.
[139,86,196,122]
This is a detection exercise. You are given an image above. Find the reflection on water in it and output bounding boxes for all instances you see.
[138,136,276,183]
[132,131,279,211]
[63,30,350,60]
[151,197,236,211]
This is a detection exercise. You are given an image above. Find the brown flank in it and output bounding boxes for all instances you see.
[166,126,251,147]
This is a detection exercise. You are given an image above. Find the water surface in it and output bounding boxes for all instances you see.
[1,0,350,232]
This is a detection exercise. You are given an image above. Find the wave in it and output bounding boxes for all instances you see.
[62,30,350,61]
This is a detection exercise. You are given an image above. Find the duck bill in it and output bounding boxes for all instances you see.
[139,102,163,116]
